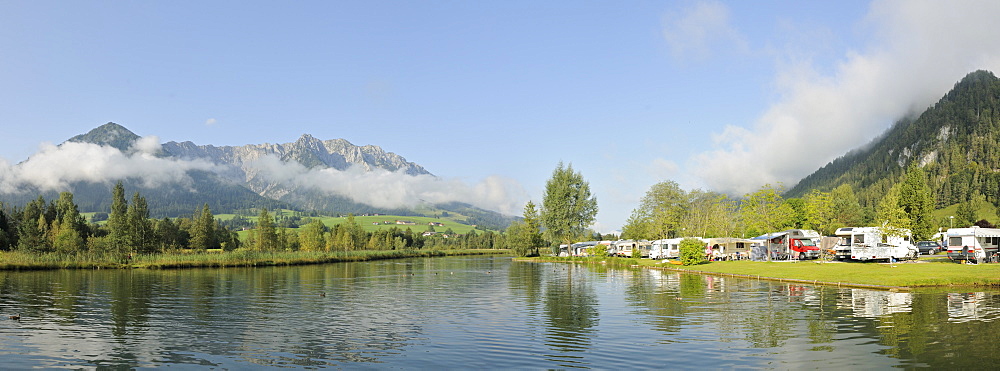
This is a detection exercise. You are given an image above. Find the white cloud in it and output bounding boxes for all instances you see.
[248,155,529,215]
[662,0,745,61]
[205,118,218,126]
[0,138,219,193]
[691,0,1000,195]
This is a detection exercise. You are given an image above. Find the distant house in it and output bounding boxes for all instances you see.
[422,231,439,237]
[396,220,416,225]
[428,222,445,227]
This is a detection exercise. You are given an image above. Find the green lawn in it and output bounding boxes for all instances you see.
[523,256,1000,288]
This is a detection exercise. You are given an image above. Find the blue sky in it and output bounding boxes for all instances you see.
[2,1,1000,232]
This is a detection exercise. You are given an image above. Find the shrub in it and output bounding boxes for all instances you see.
[680,238,707,266]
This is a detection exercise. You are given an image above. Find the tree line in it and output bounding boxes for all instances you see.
[0,182,505,257]
[621,164,946,241]
[243,212,500,252]
[0,182,241,257]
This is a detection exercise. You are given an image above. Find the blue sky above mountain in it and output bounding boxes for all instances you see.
[2,1,1000,232]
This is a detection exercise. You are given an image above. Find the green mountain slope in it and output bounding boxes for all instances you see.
[787,70,1000,212]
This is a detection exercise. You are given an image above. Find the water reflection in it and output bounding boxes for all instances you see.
[2,258,1000,368]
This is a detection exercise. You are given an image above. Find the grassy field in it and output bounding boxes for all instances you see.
[228,213,484,241]
[0,249,511,270]
[932,203,999,227]
[520,255,1000,289]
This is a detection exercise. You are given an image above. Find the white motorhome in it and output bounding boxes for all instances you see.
[649,237,709,260]
[834,227,918,262]
[649,238,683,260]
[945,227,1000,263]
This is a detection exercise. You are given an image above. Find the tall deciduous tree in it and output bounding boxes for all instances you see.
[541,162,598,251]
[624,181,687,240]
[830,184,864,228]
[189,204,217,250]
[740,184,794,261]
[299,218,327,251]
[255,208,279,251]
[876,183,910,238]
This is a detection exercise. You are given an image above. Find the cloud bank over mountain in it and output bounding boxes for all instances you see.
[0,134,528,216]
[0,138,218,193]
[688,0,1000,195]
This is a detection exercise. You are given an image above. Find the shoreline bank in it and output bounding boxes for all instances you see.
[0,249,512,271]
[516,256,1000,289]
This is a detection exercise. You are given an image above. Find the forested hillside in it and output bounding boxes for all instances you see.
[787,70,1000,215]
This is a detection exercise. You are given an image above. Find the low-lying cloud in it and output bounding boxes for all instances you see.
[250,155,528,215]
[0,138,528,215]
[0,137,219,193]
[689,0,1000,195]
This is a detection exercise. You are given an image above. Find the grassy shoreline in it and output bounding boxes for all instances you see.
[0,249,511,271]
[516,256,1000,289]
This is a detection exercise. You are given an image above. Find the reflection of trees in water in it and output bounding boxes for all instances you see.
[543,265,599,355]
[737,282,794,348]
[870,291,1000,368]
[508,261,544,309]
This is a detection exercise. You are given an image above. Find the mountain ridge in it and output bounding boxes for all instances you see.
[2,123,515,230]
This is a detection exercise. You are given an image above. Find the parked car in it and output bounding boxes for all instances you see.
[916,240,943,255]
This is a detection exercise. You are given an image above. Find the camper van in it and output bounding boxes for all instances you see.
[751,229,822,260]
[945,227,1000,263]
[834,227,918,262]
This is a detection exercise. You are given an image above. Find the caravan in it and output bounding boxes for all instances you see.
[945,227,1000,263]
[649,238,683,260]
[612,240,651,258]
[834,227,918,262]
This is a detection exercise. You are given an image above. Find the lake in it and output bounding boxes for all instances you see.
[1,256,998,369]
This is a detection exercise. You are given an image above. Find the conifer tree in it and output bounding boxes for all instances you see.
[107,182,129,254]
[127,192,155,253]
[189,204,217,249]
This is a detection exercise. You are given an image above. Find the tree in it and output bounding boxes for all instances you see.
[876,184,910,238]
[189,204,217,250]
[540,162,598,250]
[0,202,12,251]
[504,221,535,257]
[897,165,935,239]
[522,200,544,251]
[623,181,687,240]
[681,190,737,238]
[830,184,863,228]
[679,237,707,266]
[802,189,835,235]
[127,192,155,253]
[255,208,279,251]
[299,218,327,251]
[740,184,794,261]
[106,182,129,255]
[955,193,986,228]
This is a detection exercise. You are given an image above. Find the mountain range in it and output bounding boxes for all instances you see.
[3,124,515,230]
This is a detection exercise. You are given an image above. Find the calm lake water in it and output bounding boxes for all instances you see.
[1,256,999,369]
